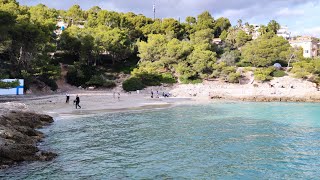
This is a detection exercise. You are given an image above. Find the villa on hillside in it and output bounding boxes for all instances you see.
[277,26,291,39]
[243,24,291,40]
[242,24,260,39]
[252,25,261,39]
[55,17,86,35]
[289,36,320,58]
[55,19,68,35]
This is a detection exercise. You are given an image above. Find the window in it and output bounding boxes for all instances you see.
[305,50,309,53]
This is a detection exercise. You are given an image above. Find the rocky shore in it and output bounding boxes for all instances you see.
[0,103,57,169]
[170,76,320,102]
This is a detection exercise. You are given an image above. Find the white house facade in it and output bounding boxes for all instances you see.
[289,36,319,58]
[277,26,291,39]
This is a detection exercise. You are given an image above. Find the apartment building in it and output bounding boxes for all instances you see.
[277,26,290,39]
[289,36,319,58]
[243,24,291,40]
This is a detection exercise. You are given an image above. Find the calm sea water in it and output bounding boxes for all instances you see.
[1,102,320,179]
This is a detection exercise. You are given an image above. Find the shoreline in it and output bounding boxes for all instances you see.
[1,90,320,119]
[6,91,194,118]
[1,75,320,118]
[169,76,320,103]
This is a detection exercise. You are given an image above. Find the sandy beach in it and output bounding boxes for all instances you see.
[5,90,191,118]
[1,76,320,119]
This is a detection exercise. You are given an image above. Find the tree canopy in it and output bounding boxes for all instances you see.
[0,0,316,92]
[241,33,291,67]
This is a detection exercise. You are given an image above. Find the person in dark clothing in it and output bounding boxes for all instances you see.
[151,90,154,98]
[75,95,81,109]
[66,93,70,103]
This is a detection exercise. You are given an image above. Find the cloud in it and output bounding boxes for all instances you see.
[303,26,320,36]
[276,8,305,16]
[17,0,317,17]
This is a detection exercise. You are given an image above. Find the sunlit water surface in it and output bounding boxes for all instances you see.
[1,102,320,179]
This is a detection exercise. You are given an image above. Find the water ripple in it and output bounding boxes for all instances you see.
[1,102,320,179]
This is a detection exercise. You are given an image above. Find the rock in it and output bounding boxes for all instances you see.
[36,151,57,161]
[0,144,38,161]
[0,105,56,168]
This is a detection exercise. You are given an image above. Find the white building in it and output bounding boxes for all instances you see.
[289,36,319,58]
[242,24,260,39]
[0,79,24,95]
[277,26,291,39]
[212,38,222,45]
[55,21,68,35]
[252,24,261,40]
[243,24,291,40]
[57,21,68,29]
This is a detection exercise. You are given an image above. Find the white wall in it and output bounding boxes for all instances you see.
[0,79,24,95]
[290,41,313,58]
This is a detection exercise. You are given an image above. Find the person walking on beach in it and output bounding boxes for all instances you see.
[117,92,120,101]
[151,90,154,98]
[75,95,81,109]
[66,93,70,103]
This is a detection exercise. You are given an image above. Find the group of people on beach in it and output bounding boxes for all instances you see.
[150,90,170,98]
[65,92,121,109]
[65,90,170,109]
[65,93,81,109]
[113,92,121,101]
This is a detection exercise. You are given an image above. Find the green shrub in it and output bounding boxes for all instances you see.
[122,77,145,91]
[211,63,238,80]
[236,61,252,67]
[161,73,176,84]
[85,75,116,88]
[103,80,116,88]
[66,65,95,87]
[45,79,58,91]
[53,53,79,65]
[294,72,309,79]
[66,66,86,86]
[137,73,162,86]
[271,70,287,77]
[179,77,202,84]
[291,61,313,79]
[211,70,220,78]
[254,67,275,82]
[308,75,320,84]
[243,67,254,72]
[227,72,241,83]
[144,75,161,86]
[221,66,236,77]
[220,50,240,66]
[38,76,58,91]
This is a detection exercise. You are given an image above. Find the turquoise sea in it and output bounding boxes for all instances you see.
[1,102,320,179]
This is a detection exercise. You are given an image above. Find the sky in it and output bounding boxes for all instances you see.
[17,0,320,37]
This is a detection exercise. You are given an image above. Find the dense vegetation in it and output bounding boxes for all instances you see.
[0,0,319,91]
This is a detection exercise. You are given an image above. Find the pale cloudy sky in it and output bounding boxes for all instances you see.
[18,0,320,37]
